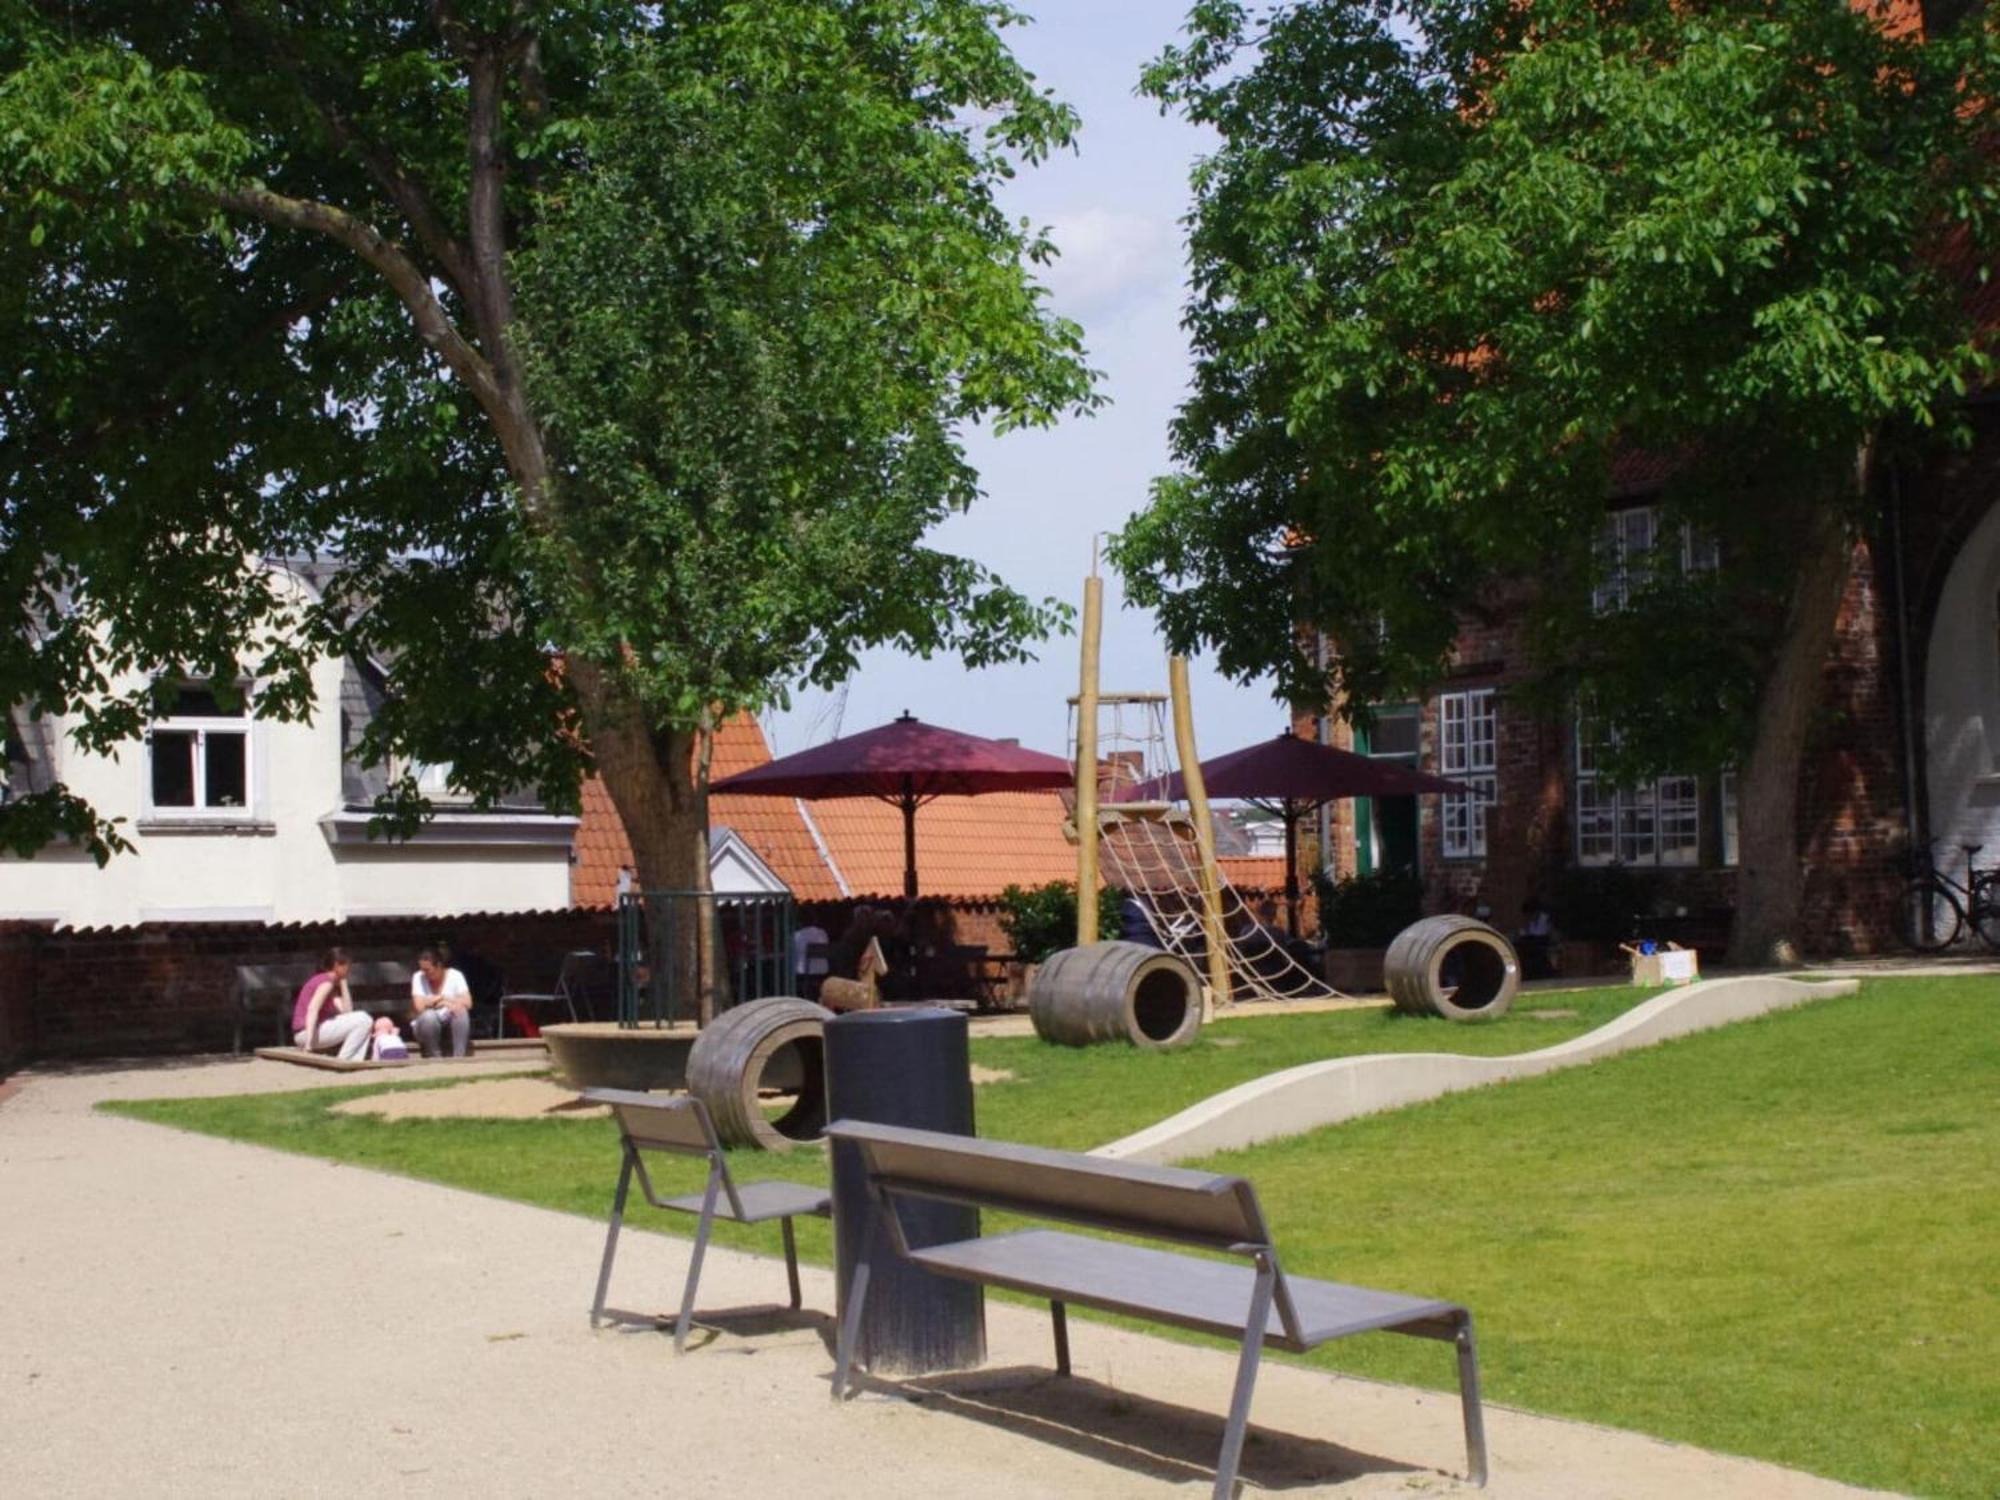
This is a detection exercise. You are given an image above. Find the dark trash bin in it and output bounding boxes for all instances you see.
[825,1006,985,1376]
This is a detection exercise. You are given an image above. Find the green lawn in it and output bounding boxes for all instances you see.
[106,977,1999,1498]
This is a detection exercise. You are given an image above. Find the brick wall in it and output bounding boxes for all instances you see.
[1308,511,1939,957]
[0,922,48,1072]
[21,910,618,1062]
[1798,538,1910,953]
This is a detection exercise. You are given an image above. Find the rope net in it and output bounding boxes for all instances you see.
[1068,691,1347,1005]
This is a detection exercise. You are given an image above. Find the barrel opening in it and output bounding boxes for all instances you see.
[1132,966,1196,1042]
[1439,940,1509,1012]
[759,1034,828,1143]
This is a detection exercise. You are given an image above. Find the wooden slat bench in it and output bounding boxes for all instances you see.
[233,959,413,1054]
[826,1120,1487,1499]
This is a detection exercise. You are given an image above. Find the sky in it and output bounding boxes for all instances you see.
[762,3,1288,763]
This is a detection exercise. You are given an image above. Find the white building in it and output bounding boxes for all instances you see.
[0,561,577,928]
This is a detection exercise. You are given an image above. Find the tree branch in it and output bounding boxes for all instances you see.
[215,184,505,419]
[430,0,474,58]
[216,0,473,294]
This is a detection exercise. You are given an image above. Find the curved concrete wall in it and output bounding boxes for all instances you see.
[1093,974,1859,1165]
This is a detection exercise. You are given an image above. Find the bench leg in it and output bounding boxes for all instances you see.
[1213,1262,1276,1500]
[1050,1300,1070,1377]
[781,1217,802,1311]
[674,1163,725,1354]
[831,1259,872,1401]
[590,1147,636,1328]
[1455,1311,1489,1487]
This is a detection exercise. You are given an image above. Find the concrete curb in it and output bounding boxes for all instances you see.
[1093,973,1860,1164]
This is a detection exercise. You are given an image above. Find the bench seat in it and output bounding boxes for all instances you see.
[910,1227,1462,1352]
[660,1178,832,1225]
[827,1118,1486,1498]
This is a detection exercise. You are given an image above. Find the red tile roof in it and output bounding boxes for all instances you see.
[573,716,1296,907]
[802,790,1080,901]
[572,715,848,908]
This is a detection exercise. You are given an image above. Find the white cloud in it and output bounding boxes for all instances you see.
[1038,208,1182,324]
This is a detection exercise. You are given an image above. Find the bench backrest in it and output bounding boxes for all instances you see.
[825,1119,1272,1255]
[583,1089,742,1216]
[236,960,412,1002]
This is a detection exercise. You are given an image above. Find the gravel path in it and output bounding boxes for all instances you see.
[0,1055,1898,1499]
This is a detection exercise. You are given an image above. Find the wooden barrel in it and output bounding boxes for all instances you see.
[1383,916,1520,1021]
[686,996,833,1151]
[1029,942,1203,1049]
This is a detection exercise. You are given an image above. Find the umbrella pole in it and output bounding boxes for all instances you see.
[901,778,919,903]
[1284,802,1301,939]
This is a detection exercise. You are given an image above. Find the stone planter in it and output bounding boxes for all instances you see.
[543,1021,701,1092]
[1321,947,1386,994]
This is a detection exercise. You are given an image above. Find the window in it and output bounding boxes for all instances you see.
[1574,718,1698,867]
[1593,505,1719,611]
[1438,689,1496,859]
[147,683,249,815]
[407,759,466,803]
[1720,770,1740,867]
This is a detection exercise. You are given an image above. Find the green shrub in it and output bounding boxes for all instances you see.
[1313,868,1424,948]
[997,880,1125,964]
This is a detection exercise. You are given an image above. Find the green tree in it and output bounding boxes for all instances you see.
[0,2,1095,1011]
[1116,0,1996,963]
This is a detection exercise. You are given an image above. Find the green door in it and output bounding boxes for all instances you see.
[1355,706,1421,876]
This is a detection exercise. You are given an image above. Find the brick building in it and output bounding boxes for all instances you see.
[1305,401,2000,957]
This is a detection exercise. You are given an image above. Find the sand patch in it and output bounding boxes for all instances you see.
[334,1076,605,1122]
[970,1064,1015,1086]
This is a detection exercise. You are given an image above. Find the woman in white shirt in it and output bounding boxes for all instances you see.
[410,946,474,1057]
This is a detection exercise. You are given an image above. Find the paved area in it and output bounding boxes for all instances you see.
[0,1054,1898,1499]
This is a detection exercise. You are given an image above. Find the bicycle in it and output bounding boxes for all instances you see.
[1897,842,2000,953]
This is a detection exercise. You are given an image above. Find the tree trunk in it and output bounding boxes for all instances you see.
[568,659,721,1024]
[1727,476,1867,967]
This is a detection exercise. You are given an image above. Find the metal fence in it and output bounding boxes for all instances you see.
[615,890,797,1027]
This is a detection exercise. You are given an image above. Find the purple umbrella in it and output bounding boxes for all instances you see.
[711,712,1073,901]
[1119,729,1471,936]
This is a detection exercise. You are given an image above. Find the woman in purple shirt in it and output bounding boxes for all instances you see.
[293,947,373,1060]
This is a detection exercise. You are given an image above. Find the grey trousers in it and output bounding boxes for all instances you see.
[413,1006,471,1058]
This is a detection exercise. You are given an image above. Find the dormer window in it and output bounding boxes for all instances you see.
[147,683,250,816]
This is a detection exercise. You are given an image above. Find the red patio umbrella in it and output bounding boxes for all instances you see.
[711,711,1074,901]
[1119,728,1471,937]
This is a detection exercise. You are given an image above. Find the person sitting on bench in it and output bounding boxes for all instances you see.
[410,946,474,1057]
[294,947,373,1060]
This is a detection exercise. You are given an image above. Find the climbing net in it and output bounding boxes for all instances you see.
[1068,690,1347,1005]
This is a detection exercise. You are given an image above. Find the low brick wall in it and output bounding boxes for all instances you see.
[0,921,49,1072]
[19,910,619,1062]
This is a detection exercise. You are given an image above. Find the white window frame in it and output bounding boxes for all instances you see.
[1573,716,1699,868]
[390,756,471,805]
[145,682,253,819]
[1594,505,1719,612]
[1439,689,1497,860]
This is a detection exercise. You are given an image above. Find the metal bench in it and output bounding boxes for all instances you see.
[585,1089,831,1352]
[233,959,413,1054]
[826,1120,1487,1499]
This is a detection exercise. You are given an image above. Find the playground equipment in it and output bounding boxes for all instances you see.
[1094,974,1860,1164]
[1384,916,1521,1021]
[684,996,834,1151]
[1054,563,1352,1013]
[1029,941,1203,1049]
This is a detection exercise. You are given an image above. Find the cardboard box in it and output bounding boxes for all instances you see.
[1630,948,1700,986]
